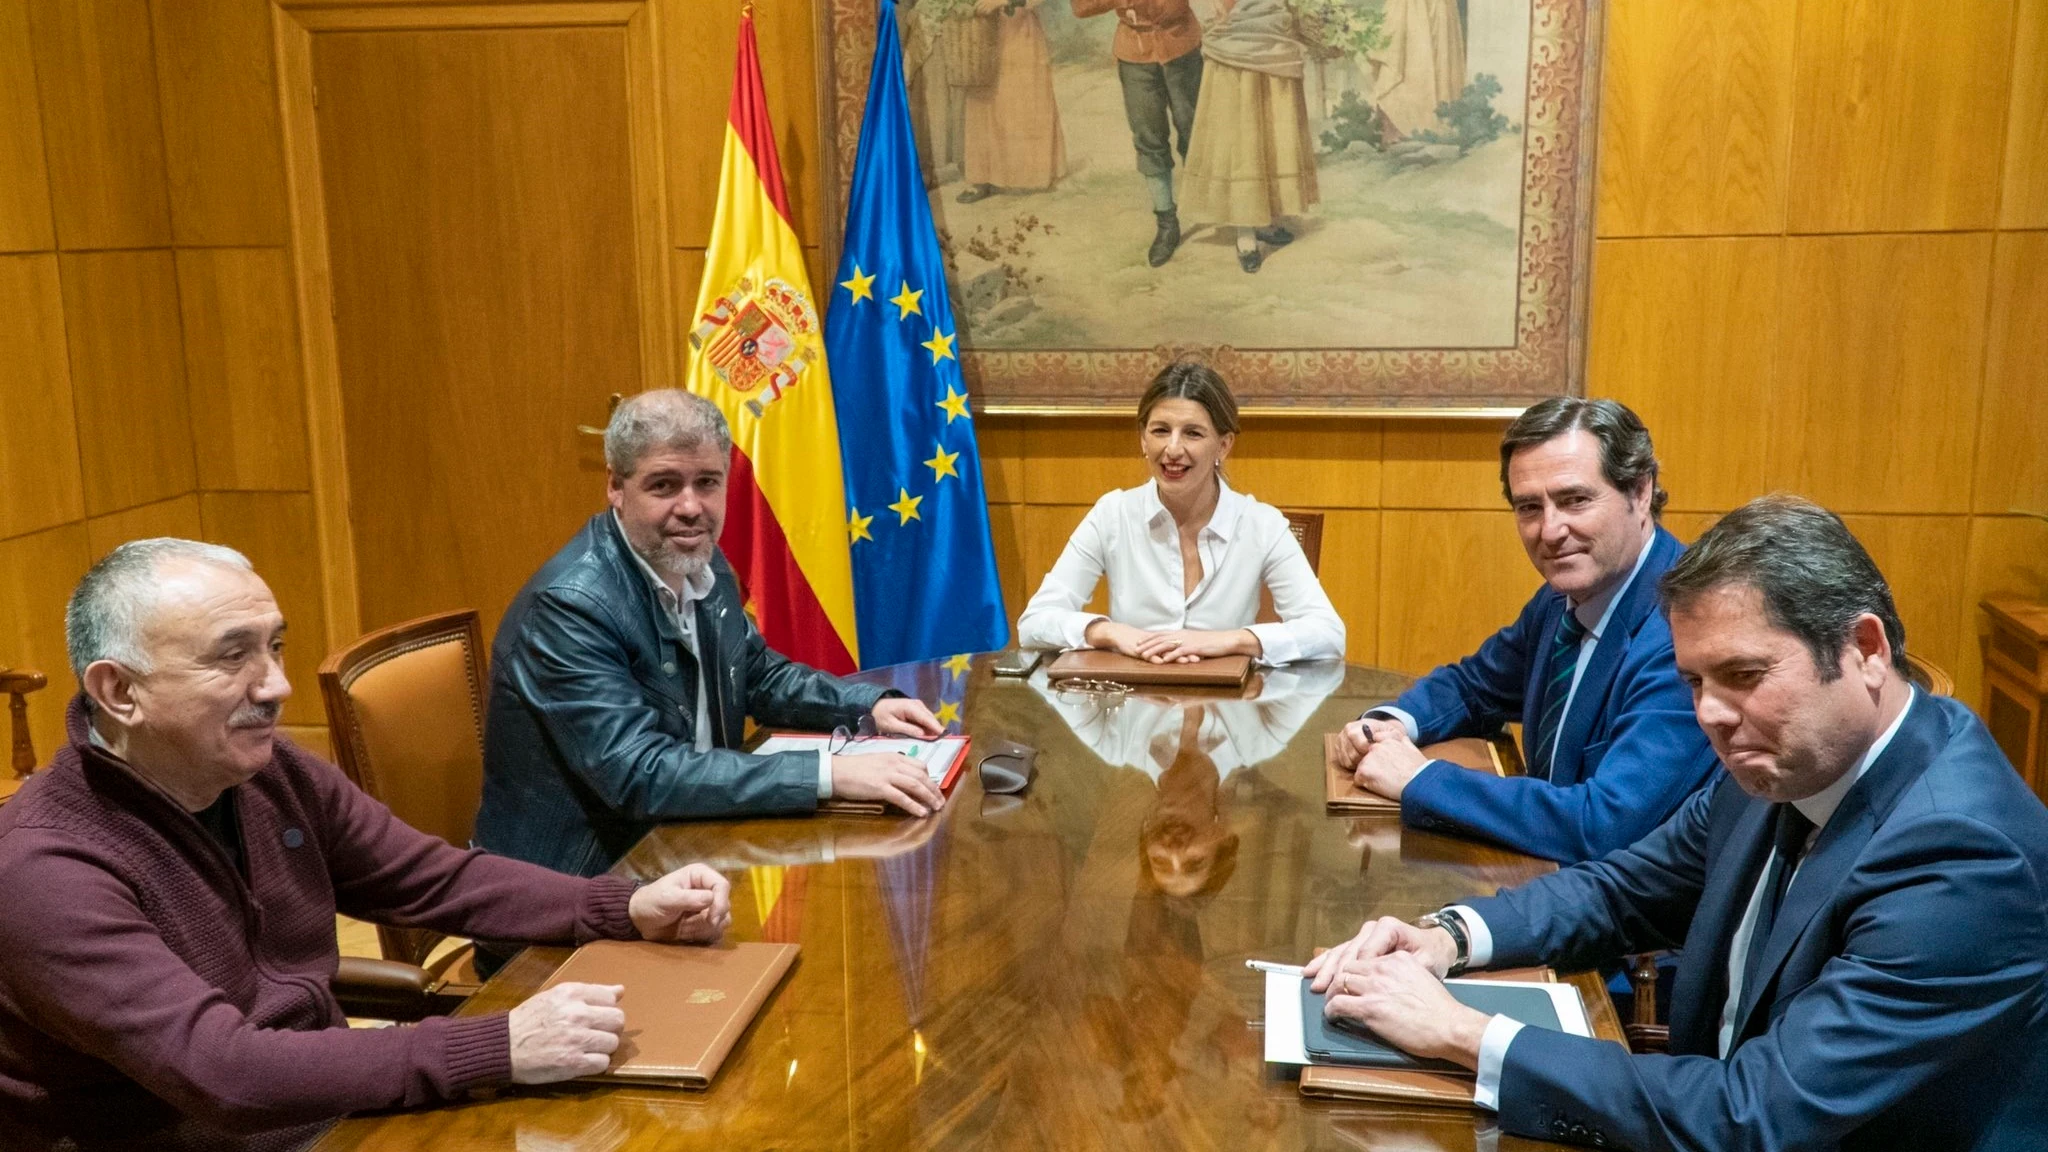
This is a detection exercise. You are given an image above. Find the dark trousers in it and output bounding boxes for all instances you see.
[1117,49,1204,178]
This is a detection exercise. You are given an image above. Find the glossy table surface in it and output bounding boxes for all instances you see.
[312,657,1623,1151]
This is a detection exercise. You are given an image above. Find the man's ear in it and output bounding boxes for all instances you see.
[1847,613,1892,690]
[82,660,140,726]
[605,469,626,512]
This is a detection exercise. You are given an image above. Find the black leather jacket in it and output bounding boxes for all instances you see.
[476,512,888,876]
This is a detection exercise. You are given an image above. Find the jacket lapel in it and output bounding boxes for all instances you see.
[1529,529,1678,783]
[1731,691,1949,1042]
[1669,792,1774,1054]
[1520,595,1572,736]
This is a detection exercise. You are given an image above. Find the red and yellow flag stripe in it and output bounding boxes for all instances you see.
[685,11,857,672]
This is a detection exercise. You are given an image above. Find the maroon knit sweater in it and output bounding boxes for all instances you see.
[0,698,641,1151]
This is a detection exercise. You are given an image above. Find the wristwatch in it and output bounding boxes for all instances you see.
[1416,909,1470,977]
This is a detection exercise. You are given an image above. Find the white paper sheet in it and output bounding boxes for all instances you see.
[752,735,966,784]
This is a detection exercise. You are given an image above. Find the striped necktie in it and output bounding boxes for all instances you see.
[1529,609,1588,780]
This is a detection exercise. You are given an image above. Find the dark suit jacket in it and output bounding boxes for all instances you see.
[1386,527,1718,862]
[476,512,889,876]
[1466,693,2048,1151]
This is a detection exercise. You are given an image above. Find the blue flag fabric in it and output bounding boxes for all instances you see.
[825,1,1008,668]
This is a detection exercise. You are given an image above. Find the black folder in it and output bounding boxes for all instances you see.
[1301,979,1566,1071]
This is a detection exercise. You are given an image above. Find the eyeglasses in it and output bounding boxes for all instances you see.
[1051,677,1132,704]
[828,714,944,756]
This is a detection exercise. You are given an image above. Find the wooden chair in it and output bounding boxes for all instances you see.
[1624,953,1669,1053]
[318,611,490,1013]
[1256,510,1327,625]
[1905,652,1954,697]
[3,668,48,794]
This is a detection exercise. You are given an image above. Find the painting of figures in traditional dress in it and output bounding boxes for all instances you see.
[833,0,1601,410]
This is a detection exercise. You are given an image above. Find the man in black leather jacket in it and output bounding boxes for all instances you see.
[476,390,946,878]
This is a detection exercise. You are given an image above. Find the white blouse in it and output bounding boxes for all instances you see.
[1015,479,1346,665]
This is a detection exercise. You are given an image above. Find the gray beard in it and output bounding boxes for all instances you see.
[636,536,711,583]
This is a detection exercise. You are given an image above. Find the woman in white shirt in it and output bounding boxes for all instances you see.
[1015,360,1345,665]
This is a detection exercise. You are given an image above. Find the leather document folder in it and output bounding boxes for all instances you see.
[533,940,799,1088]
[1324,734,1508,813]
[1296,968,1556,1107]
[1042,649,1252,688]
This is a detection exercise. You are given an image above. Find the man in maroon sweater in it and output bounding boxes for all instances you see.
[0,539,736,1151]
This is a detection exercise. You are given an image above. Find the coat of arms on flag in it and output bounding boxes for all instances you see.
[689,276,820,420]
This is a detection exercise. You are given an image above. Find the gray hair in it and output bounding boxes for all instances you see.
[66,538,253,678]
[1499,397,1668,518]
[1659,495,1910,682]
[603,390,732,476]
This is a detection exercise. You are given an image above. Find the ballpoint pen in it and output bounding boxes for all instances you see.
[1245,959,1305,978]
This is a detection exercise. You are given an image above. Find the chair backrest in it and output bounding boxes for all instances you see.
[2,667,48,784]
[1905,652,1954,697]
[1280,509,1325,575]
[318,611,486,967]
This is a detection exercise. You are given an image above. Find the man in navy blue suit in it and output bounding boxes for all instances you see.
[1334,398,1717,862]
[1309,496,2048,1151]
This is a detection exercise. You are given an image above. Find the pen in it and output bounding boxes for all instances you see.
[1245,959,1305,978]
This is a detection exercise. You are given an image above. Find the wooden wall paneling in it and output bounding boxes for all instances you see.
[1595,0,1795,237]
[622,2,675,393]
[175,248,312,491]
[306,14,649,639]
[1785,0,2013,233]
[1226,420,1380,510]
[1957,515,2048,709]
[658,0,823,247]
[1587,237,1781,512]
[148,0,289,246]
[199,492,327,725]
[0,525,90,764]
[24,0,172,249]
[1020,504,1099,615]
[273,6,361,649]
[984,501,1025,626]
[976,416,1024,504]
[1379,420,1513,511]
[1020,419,1145,506]
[672,244,704,385]
[0,0,54,252]
[1764,233,1992,514]
[1314,509,1381,666]
[281,725,332,763]
[1840,514,1971,693]
[0,254,84,539]
[1376,510,1537,675]
[1974,232,2048,514]
[83,493,202,558]
[58,249,197,516]
[2002,0,2048,228]
[1658,510,1723,546]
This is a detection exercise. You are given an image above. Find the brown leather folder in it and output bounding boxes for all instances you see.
[1324,734,1509,813]
[533,939,799,1088]
[1296,967,1556,1107]
[1042,649,1252,688]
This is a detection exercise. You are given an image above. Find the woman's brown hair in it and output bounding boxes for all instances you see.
[1137,358,1240,436]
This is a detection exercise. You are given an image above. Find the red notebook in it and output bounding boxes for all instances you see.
[750,733,970,815]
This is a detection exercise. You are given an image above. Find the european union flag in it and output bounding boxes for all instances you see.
[825,1,1008,668]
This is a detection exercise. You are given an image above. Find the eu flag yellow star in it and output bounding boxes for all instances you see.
[888,487,923,524]
[924,443,960,482]
[847,507,874,544]
[935,700,961,726]
[943,652,972,679]
[920,329,956,363]
[890,282,924,321]
[839,265,875,305]
[936,386,970,424]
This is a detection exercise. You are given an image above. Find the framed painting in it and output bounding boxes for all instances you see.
[823,0,1603,413]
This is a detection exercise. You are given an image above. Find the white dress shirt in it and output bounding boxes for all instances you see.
[616,513,832,797]
[1014,478,1345,665]
[1463,687,1919,1108]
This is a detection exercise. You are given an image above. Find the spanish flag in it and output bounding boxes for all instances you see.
[685,9,858,673]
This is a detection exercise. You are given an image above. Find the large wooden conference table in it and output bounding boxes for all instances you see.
[312,656,1624,1151]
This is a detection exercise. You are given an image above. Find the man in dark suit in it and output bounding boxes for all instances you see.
[1309,496,2048,1151]
[477,390,946,880]
[1333,398,1718,862]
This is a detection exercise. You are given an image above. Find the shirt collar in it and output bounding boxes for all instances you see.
[1572,524,1656,640]
[612,510,714,610]
[1793,685,1916,831]
[1142,475,1245,541]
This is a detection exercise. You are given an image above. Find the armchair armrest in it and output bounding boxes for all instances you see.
[333,956,444,1022]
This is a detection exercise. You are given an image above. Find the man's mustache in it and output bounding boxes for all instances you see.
[230,702,281,729]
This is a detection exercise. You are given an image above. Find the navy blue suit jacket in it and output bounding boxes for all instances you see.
[1467,693,2048,1151]
[1387,527,1718,862]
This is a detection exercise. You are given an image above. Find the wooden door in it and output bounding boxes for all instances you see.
[278,2,671,643]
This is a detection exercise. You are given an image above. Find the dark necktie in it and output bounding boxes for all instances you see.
[1529,610,1588,780]
[1740,804,1816,1007]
